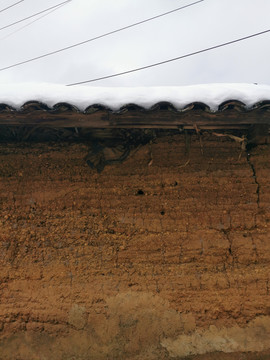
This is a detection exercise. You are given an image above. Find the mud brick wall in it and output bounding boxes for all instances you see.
[0,134,270,360]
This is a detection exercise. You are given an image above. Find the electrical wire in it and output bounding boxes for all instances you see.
[0,0,204,72]
[0,0,23,14]
[66,28,270,86]
[0,1,71,41]
[0,0,71,32]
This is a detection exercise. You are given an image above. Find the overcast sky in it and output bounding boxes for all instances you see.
[0,0,270,87]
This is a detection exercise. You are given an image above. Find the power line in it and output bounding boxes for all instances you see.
[0,0,71,32]
[0,0,23,14]
[0,1,71,41]
[66,28,270,86]
[0,0,204,72]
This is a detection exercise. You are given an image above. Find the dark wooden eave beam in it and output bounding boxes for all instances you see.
[0,110,269,129]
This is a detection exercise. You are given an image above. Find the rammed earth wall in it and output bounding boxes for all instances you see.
[0,133,270,360]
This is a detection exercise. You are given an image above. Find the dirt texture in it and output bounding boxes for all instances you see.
[0,133,270,360]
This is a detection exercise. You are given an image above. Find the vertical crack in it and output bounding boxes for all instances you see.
[250,233,259,261]
[222,229,235,267]
[246,151,260,208]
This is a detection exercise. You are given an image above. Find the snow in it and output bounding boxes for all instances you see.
[0,83,270,111]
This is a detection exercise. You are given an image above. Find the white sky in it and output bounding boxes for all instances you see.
[0,0,270,87]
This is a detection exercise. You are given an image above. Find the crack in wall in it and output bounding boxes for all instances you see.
[221,229,235,266]
[250,233,259,261]
[246,151,260,208]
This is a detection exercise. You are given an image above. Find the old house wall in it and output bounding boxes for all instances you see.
[0,133,269,360]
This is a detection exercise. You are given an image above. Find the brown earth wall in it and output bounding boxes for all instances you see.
[0,133,270,359]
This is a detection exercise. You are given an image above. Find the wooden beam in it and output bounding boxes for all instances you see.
[0,109,269,128]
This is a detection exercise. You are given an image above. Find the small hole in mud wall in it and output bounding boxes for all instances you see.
[137,189,145,195]
[160,210,165,216]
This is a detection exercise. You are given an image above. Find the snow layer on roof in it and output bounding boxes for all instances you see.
[0,83,270,111]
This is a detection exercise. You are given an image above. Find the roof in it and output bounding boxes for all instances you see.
[1,82,270,109]
[0,83,269,172]
[0,83,270,130]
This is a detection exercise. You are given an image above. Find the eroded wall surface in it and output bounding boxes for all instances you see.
[0,134,269,360]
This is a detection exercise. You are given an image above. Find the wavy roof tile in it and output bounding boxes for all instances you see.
[0,83,270,129]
